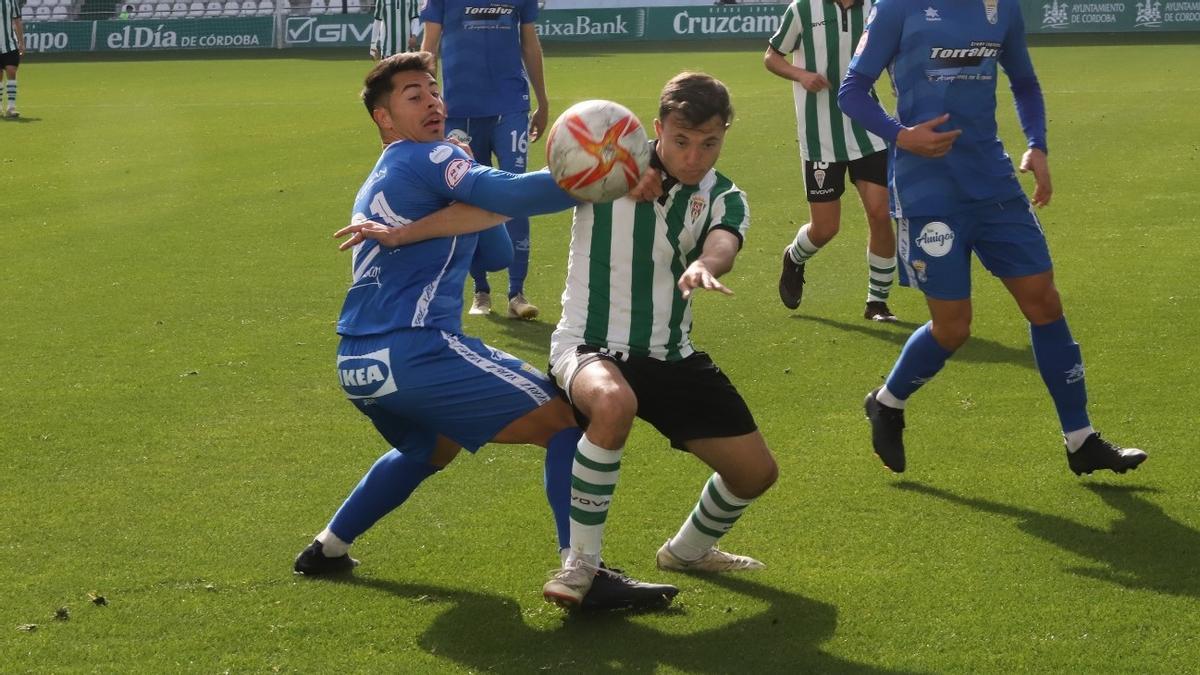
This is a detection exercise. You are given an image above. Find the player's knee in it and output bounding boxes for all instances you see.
[867,210,892,233]
[1024,288,1063,325]
[725,456,778,500]
[932,321,971,351]
[810,219,840,241]
[582,384,636,439]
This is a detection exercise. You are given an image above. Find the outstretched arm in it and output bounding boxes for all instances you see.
[678,229,740,300]
[334,203,507,250]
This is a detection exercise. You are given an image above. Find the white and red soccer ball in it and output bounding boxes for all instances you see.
[546,100,651,203]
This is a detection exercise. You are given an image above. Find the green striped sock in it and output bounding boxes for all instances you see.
[788,224,821,265]
[568,435,622,556]
[668,474,754,561]
[867,252,896,303]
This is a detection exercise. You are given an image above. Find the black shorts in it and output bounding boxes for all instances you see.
[0,50,19,69]
[803,149,888,203]
[550,346,758,451]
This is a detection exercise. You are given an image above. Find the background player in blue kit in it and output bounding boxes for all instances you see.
[293,52,676,610]
[421,0,549,320]
[838,0,1147,476]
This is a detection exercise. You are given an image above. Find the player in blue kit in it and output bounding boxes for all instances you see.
[293,53,677,611]
[838,0,1147,476]
[421,0,549,320]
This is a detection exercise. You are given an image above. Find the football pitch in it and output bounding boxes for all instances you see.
[3,39,1198,672]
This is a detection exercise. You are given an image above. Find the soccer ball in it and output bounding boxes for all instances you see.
[546,100,652,203]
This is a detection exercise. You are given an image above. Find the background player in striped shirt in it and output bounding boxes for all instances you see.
[370,0,419,61]
[765,0,898,322]
[294,53,676,611]
[0,0,23,118]
[421,0,549,320]
[541,73,779,607]
[840,0,1146,475]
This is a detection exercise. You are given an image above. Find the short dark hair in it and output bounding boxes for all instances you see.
[361,51,436,117]
[658,72,734,128]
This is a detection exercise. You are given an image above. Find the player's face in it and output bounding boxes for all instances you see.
[374,71,446,143]
[653,113,727,186]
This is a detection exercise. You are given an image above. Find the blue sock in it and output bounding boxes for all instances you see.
[885,322,955,400]
[469,266,491,294]
[327,449,441,543]
[506,217,531,298]
[544,427,580,549]
[1030,317,1090,432]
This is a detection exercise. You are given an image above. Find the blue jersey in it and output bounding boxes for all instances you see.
[336,140,573,337]
[848,0,1038,217]
[420,0,538,118]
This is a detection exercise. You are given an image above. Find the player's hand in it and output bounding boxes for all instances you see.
[896,114,961,158]
[529,106,549,143]
[1019,148,1052,208]
[334,220,409,250]
[369,46,380,61]
[445,136,474,159]
[627,167,663,202]
[797,71,830,93]
[677,261,734,300]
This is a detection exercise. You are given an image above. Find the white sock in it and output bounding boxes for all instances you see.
[668,474,755,562]
[316,528,351,557]
[788,224,821,264]
[877,385,906,409]
[568,434,622,559]
[4,80,15,110]
[867,251,897,304]
[1064,426,1096,453]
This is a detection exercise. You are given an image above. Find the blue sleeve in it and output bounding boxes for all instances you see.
[521,0,539,23]
[410,141,578,217]
[847,0,904,80]
[1000,4,1047,153]
[839,70,905,143]
[459,167,579,217]
[475,225,514,272]
[419,0,442,24]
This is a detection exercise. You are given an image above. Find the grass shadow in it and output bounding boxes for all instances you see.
[331,574,918,673]
[481,312,557,359]
[794,314,1034,369]
[2,116,41,124]
[895,481,1200,599]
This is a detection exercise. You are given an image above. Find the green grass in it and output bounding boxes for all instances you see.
[3,41,1199,672]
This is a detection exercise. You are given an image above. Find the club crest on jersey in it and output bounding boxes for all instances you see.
[337,349,398,400]
[915,222,954,257]
[983,0,999,23]
[688,194,708,224]
[445,159,471,188]
[813,168,827,189]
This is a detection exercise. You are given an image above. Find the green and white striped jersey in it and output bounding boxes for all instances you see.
[373,0,418,58]
[0,0,21,55]
[550,169,750,364]
[768,0,887,163]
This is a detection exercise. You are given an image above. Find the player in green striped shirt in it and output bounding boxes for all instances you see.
[1,0,23,119]
[542,72,779,607]
[765,0,898,322]
[361,73,779,609]
[370,0,419,61]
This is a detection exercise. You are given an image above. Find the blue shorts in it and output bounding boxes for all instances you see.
[445,113,529,174]
[896,197,1053,301]
[336,328,556,462]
